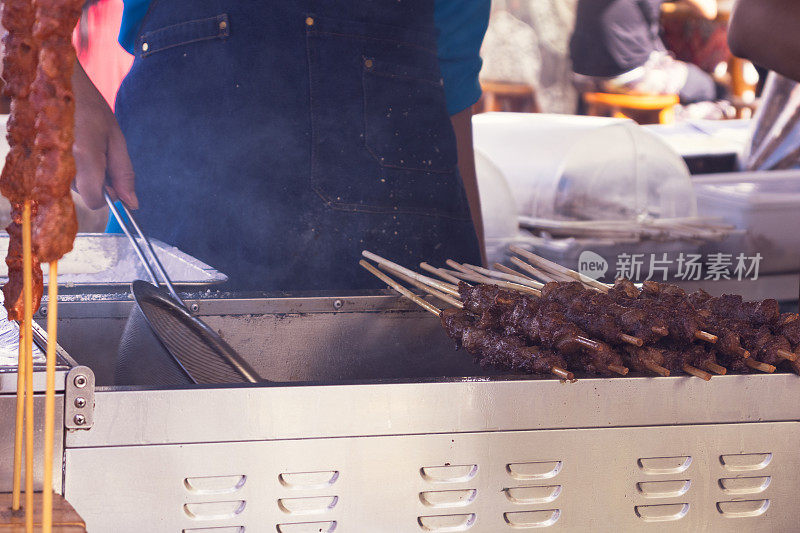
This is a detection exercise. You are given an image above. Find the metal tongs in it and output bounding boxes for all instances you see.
[103,190,184,306]
[104,191,260,383]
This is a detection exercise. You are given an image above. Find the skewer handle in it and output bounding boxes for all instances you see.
[745,358,776,373]
[619,334,643,347]
[644,360,670,377]
[378,264,463,309]
[420,263,463,287]
[694,330,718,343]
[703,361,727,375]
[682,364,712,381]
[777,349,798,362]
[360,260,442,317]
[550,366,574,380]
[42,261,58,532]
[362,251,459,297]
[464,263,544,290]
[509,256,558,283]
[607,364,629,376]
[651,326,669,337]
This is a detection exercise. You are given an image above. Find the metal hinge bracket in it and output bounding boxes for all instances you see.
[65,365,95,430]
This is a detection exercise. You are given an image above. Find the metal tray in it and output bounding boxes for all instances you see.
[0,233,227,288]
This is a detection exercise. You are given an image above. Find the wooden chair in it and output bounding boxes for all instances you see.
[583,92,680,124]
[477,81,539,113]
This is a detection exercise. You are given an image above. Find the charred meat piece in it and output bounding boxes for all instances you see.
[440,308,570,377]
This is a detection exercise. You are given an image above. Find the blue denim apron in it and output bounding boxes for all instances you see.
[114,0,481,291]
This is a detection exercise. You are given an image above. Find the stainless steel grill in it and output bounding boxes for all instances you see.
[5,292,799,531]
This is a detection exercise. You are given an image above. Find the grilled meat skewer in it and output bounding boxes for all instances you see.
[440,308,573,380]
[459,283,628,376]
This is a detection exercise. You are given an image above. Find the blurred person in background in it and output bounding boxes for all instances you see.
[728,0,800,171]
[728,0,800,84]
[570,0,720,104]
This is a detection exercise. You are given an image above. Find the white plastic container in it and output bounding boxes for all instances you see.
[694,170,800,274]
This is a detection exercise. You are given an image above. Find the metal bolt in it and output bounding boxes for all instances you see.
[142,42,149,52]
[73,414,86,426]
[190,303,200,313]
[333,299,343,310]
[74,397,86,408]
[39,306,47,317]
[73,375,87,388]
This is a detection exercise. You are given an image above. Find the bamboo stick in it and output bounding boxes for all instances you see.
[493,263,536,281]
[745,358,776,373]
[362,251,459,297]
[42,261,58,533]
[694,331,718,343]
[419,262,463,287]
[682,364,712,381]
[509,245,610,292]
[440,266,541,297]
[608,364,629,376]
[703,361,727,375]
[378,264,462,309]
[461,263,544,290]
[360,260,441,316]
[644,360,670,377]
[22,200,34,533]
[12,327,25,511]
[509,257,559,283]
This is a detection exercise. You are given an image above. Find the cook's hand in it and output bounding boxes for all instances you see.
[72,62,138,210]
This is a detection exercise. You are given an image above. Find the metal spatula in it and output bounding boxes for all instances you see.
[105,192,260,384]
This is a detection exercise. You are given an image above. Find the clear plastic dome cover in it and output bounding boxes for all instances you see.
[473,113,697,223]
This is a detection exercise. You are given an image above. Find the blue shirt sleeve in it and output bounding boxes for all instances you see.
[120,0,489,114]
[119,0,152,54]
[434,0,490,115]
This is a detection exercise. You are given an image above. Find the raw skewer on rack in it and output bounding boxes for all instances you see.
[359,259,574,380]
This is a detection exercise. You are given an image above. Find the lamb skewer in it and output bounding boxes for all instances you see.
[459,283,629,376]
[359,259,574,380]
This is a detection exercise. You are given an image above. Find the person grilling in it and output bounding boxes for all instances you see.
[569,0,720,104]
[66,0,489,291]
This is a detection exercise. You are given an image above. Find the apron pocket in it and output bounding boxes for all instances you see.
[362,57,456,173]
[137,13,230,58]
[306,15,465,218]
